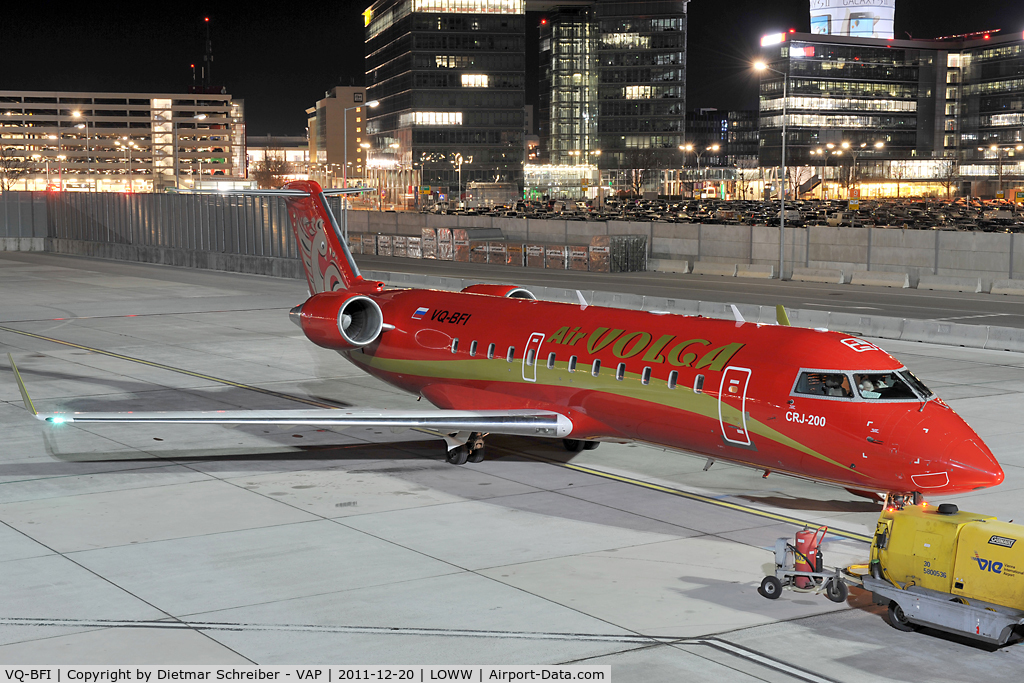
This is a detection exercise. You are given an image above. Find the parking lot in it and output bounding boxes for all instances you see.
[426,197,1024,231]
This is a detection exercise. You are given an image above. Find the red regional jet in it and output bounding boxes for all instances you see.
[9,181,1004,499]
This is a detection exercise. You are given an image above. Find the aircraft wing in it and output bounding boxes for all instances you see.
[29,408,570,437]
[9,355,570,438]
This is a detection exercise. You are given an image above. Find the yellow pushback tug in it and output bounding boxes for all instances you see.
[861,501,1024,645]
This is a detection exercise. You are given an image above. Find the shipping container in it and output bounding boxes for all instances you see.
[525,244,545,268]
[421,228,437,259]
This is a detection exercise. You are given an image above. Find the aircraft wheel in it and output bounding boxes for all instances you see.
[583,441,600,450]
[887,601,916,632]
[446,445,470,466]
[562,439,585,452]
[825,578,849,603]
[759,575,783,600]
[468,446,485,463]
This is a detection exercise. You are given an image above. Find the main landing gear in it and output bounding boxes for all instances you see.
[562,439,600,452]
[445,432,486,465]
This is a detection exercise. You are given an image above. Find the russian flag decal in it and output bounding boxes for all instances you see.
[412,306,429,320]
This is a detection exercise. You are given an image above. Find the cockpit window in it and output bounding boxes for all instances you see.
[795,372,854,398]
[898,370,933,399]
[854,373,918,400]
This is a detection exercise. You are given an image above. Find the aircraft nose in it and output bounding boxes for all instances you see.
[944,437,1004,491]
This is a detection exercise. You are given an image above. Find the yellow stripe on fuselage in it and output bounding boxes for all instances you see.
[349,351,860,477]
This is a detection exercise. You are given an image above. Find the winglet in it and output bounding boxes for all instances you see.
[576,290,589,311]
[776,304,791,326]
[730,304,745,323]
[8,353,37,416]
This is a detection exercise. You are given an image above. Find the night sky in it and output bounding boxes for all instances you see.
[2,1,1021,136]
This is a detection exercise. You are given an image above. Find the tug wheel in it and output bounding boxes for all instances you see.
[887,601,917,632]
[759,576,783,600]
[825,579,849,603]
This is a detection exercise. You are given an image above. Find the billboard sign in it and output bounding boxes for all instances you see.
[809,0,895,40]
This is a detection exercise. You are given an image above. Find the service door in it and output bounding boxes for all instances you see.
[522,332,545,382]
[718,366,752,446]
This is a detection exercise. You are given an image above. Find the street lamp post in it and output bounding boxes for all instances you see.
[840,140,884,198]
[980,144,1024,196]
[754,61,788,280]
[811,147,843,198]
[342,100,379,243]
[451,152,471,209]
[72,111,89,185]
[678,144,719,199]
[590,150,602,206]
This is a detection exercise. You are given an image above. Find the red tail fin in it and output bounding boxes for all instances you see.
[284,180,363,293]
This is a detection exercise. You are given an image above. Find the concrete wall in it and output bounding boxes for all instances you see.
[3,191,1023,290]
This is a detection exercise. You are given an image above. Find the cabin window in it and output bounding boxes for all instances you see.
[568,355,577,372]
[616,362,626,381]
[694,374,705,394]
[451,339,459,353]
[470,340,478,357]
[506,346,515,362]
[854,372,918,400]
[796,372,853,398]
[592,359,601,377]
[547,352,556,370]
[668,370,678,389]
[487,343,495,359]
[526,348,536,366]
[641,367,651,385]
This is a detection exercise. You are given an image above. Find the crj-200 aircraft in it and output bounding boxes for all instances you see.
[9,180,1004,499]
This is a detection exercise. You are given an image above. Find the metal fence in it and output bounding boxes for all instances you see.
[0,192,48,238]
[1,190,315,260]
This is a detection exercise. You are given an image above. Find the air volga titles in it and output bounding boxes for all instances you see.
[546,326,744,371]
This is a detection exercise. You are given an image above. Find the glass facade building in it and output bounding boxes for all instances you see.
[596,0,688,180]
[757,30,1024,195]
[538,6,598,166]
[757,35,936,168]
[363,0,526,205]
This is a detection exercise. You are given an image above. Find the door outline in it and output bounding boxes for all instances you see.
[523,332,545,382]
[718,366,752,446]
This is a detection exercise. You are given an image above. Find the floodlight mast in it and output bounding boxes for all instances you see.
[755,61,787,280]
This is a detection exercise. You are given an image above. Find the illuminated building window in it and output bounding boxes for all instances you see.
[436,55,471,68]
[400,111,464,126]
[624,86,652,99]
[413,0,524,15]
[461,74,489,88]
[356,127,361,132]
[601,33,650,49]
[356,117,361,123]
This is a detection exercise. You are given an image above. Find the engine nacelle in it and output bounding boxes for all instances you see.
[460,284,536,299]
[291,292,384,350]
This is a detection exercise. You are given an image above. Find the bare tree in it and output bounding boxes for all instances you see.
[788,166,814,198]
[734,170,751,201]
[622,149,660,197]
[251,156,292,190]
[938,159,960,200]
[890,161,908,199]
[0,147,30,192]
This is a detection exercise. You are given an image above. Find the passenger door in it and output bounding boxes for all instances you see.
[522,332,545,382]
[718,366,752,446]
